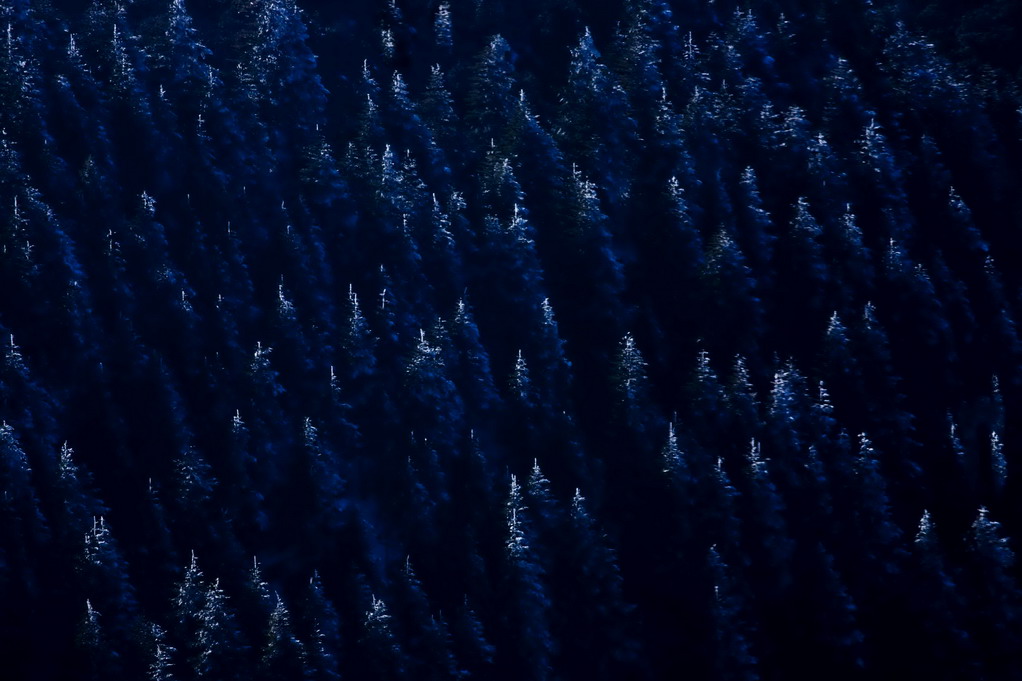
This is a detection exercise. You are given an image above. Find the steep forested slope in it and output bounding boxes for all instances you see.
[1,1,1021,679]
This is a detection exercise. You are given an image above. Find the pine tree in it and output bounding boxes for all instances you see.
[171,446,222,547]
[964,507,1022,676]
[701,229,762,357]
[438,595,490,678]
[159,0,213,96]
[446,298,499,419]
[991,430,1007,495]
[299,418,348,542]
[559,165,626,331]
[553,489,637,679]
[244,0,327,139]
[359,595,407,681]
[340,285,376,384]
[466,35,518,149]
[147,622,178,681]
[557,27,638,208]
[0,422,48,616]
[733,167,775,283]
[497,474,553,681]
[237,556,274,644]
[612,332,655,433]
[54,442,108,549]
[508,350,536,410]
[299,572,342,681]
[773,197,830,342]
[0,1,43,139]
[741,440,794,597]
[194,578,247,681]
[78,516,139,646]
[906,511,978,679]
[259,594,307,681]
[420,65,459,154]
[434,2,453,52]
[852,433,903,558]
[394,559,464,681]
[75,599,118,681]
[404,328,463,448]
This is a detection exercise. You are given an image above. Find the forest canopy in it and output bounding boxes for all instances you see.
[0,0,1021,679]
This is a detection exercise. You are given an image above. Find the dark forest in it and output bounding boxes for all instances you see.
[1,0,1021,679]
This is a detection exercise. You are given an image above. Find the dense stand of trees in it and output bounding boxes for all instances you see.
[1,0,1021,679]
